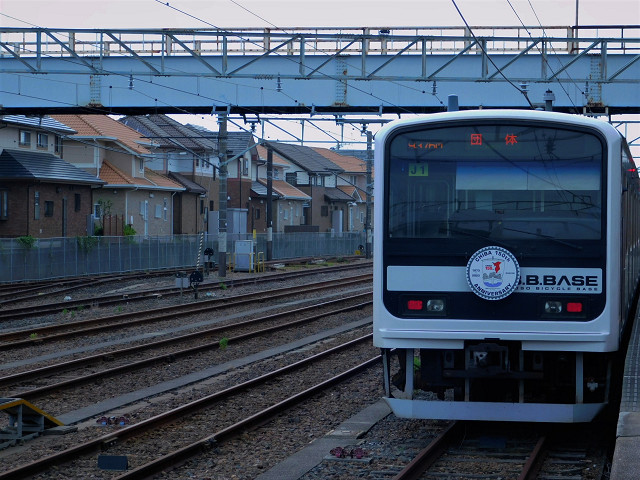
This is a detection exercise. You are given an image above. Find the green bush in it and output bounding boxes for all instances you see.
[16,235,36,249]
[77,236,99,252]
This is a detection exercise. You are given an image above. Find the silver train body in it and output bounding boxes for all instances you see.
[373,110,640,422]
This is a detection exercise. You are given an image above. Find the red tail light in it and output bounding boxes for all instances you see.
[407,300,423,310]
[567,302,583,313]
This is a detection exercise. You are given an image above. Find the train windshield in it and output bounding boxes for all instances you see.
[386,122,603,242]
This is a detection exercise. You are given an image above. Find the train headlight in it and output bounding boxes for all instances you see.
[544,301,563,313]
[426,299,445,312]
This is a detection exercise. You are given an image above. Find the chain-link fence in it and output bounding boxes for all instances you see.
[0,232,367,283]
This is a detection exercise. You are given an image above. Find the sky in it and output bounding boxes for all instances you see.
[1,0,639,150]
[1,0,639,29]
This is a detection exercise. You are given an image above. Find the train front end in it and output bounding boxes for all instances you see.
[373,110,630,423]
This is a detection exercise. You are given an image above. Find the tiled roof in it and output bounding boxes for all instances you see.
[251,181,280,199]
[98,161,183,191]
[0,149,103,184]
[324,187,356,202]
[333,149,372,162]
[339,185,358,198]
[313,147,367,173]
[255,179,310,200]
[187,124,257,157]
[255,144,293,168]
[51,115,153,155]
[120,115,218,152]
[144,168,185,190]
[1,115,76,134]
[99,161,142,186]
[265,141,343,174]
[168,172,207,195]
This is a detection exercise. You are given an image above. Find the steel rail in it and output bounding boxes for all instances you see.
[0,334,378,480]
[116,355,381,479]
[519,436,548,480]
[0,262,370,318]
[392,421,465,480]
[2,296,372,397]
[0,273,372,345]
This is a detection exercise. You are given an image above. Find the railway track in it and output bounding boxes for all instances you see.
[2,294,372,403]
[0,261,370,320]
[0,268,184,302]
[0,274,371,349]
[0,335,381,479]
[392,421,610,480]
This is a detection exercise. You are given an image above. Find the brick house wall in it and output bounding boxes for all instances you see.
[0,182,93,238]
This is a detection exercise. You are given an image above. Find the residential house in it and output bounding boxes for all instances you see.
[119,114,214,234]
[251,145,311,233]
[0,115,104,238]
[188,124,257,236]
[119,116,257,236]
[51,115,184,236]
[264,142,348,233]
[313,147,374,232]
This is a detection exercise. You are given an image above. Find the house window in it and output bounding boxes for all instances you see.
[200,199,205,214]
[155,204,162,219]
[163,198,168,221]
[0,190,7,219]
[286,173,297,185]
[37,133,49,149]
[138,159,144,174]
[74,193,81,212]
[321,205,329,217]
[34,191,40,219]
[243,158,249,176]
[283,208,288,220]
[44,200,54,217]
[54,135,63,155]
[94,203,102,217]
[19,130,31,147]
[273,169,280,180]
[209,200,214,211]
[255,208,260,219]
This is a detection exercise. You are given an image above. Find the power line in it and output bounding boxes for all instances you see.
[505,0,584,114]
[451,0,534,108]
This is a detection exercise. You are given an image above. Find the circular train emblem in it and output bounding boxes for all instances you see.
[466,246,520,301]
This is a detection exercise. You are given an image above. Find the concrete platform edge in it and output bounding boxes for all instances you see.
[254,399,391,480]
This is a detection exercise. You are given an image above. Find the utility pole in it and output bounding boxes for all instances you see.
[266,146,274,260]
[218,111,228,277]
[365,129,373,260]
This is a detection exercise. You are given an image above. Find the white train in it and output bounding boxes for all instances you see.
[373,110,640,422]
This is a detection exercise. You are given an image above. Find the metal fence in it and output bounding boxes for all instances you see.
[0,232,367,283]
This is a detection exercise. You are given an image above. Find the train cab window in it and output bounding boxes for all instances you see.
[386,123,604,243]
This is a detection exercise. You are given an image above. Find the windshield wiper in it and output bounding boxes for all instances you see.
[445,225,518,252]
[501,227,583,250]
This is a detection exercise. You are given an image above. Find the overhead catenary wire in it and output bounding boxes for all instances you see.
[505,0,586,115]
[450,0,534,109]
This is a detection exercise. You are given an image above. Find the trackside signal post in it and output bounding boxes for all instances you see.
[266,147,274,261]
[365,129,373,259]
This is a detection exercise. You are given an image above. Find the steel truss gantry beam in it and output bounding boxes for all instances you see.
[0,25,638,115]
